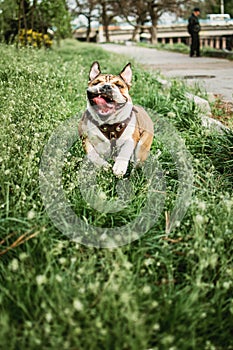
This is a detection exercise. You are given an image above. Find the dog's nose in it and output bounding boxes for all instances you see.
[100,84,112,93]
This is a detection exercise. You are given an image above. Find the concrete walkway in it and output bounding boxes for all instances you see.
[100,44,233,102]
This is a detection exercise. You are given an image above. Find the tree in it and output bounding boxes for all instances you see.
[98,0,120,42]
[37,0,71,44]
[73,0,99,42]
[0,0,19,43]
[118,0,193,44]
[0,0,71,46]
[202,0,233,17]
[73,0,118,42]
[117,0,148,41]
[225,0,233,17]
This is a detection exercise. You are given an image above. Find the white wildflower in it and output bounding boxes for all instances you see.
[142,285,152,294]
[45,312,53,323]
[27,210,36,220]
[167,112,176,118]
[195,214,205,225]
[73,299,84,312]
[121,292,131,303]
[144,258,154,267]
[152,301,159,308]
[123,261,133,270]
[36,274,47,286]
[223,281,232,290]
[98,190,107,201]
[19,252,28,261]
[9,258,19,271]
[70,257,77,264]
[58,257,67,265]
[153,323,160,331]
[198,201,206,211]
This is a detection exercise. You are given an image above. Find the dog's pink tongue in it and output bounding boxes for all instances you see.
[93,96,107,105]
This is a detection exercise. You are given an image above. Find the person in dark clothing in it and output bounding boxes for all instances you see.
[188,7,201,57]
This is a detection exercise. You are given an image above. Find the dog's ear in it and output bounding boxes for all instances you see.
[89,61,101,82]
[119,63,132,87]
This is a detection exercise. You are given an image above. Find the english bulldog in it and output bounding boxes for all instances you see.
[78,61,154,177]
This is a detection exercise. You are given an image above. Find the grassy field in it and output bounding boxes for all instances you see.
[0,39,233,350]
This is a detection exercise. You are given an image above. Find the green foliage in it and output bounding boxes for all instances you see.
[0,40,233,350]
[0,0,71,45]
[201,46,233,60]
[206,0,233,18]
[38,0,72,41]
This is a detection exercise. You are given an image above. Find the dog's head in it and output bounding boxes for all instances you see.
[87,61,132,118]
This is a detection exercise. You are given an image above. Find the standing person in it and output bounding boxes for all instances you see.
[188,7,201,57]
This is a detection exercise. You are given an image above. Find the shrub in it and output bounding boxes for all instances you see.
[18,29,53,48]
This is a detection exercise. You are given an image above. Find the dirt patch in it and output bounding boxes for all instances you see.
[211,95,233,128]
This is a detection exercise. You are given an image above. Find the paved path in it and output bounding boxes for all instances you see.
[101,44,233,102]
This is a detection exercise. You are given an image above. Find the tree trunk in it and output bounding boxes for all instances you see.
[86,16,91,42]
[148,2,159,44]
[150,25,157,44]
[131,25,139,41]
[104,25,110,42]
[17,1,22,49]
[31,0,37,30]
[31,0,37,46]
[22,0,28,45]
[56,29,61,47]
[101,1,110,42]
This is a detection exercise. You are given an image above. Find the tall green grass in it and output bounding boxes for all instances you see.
[0,39,233,350]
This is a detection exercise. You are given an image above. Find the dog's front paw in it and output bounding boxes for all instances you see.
[113,161,129,177]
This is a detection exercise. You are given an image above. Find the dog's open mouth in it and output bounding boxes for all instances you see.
[90,93,115,115]
[88,92,123,116]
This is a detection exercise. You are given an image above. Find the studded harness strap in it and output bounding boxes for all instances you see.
[98,116,131,141]
[86,108,138,154]
[87,109,138,139]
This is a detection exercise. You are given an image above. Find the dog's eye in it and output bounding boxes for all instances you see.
[116,83,124,89]
[91,81,100,86]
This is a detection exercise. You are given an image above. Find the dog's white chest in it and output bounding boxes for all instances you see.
[87,114,136,159]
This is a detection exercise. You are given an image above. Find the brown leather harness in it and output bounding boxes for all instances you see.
[86,108,138,154]
[87,110,135,138]
[98,116,131,141]
[87,107,138,139]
